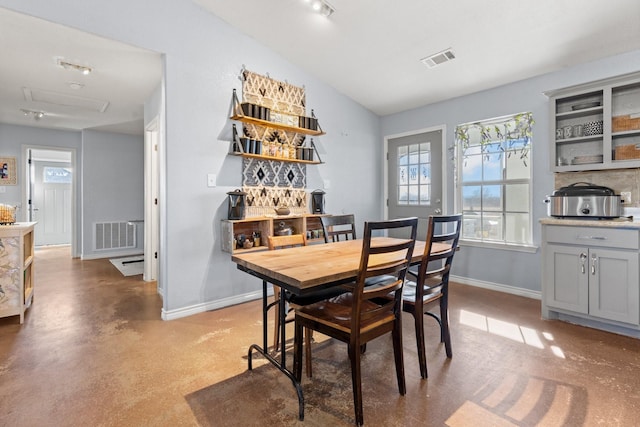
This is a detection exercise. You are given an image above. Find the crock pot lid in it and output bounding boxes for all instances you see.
[553,182,616,196]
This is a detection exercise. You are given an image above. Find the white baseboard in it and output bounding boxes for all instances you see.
[81,250,143,260]
[161,289,264,321]
[450,275,541,300]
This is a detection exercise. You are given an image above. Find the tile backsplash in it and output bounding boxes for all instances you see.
[555,169,640,207]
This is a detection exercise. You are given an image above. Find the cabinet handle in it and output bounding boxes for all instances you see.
[577,235,607,240]
[580,252,587,274]
[591,253,597,275]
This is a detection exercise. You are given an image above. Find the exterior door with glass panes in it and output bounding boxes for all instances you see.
[388,129,443,239]
[33,161,72,246]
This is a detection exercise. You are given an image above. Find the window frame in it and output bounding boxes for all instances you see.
[454,112,535,250]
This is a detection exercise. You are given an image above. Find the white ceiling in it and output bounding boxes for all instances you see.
[0,7,162,135]
[1,1,640,137]
[197,0,640,115]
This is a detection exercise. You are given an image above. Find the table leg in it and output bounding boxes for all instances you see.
[247,280,305,420]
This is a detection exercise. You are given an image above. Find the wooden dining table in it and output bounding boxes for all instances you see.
[231,237,448,421]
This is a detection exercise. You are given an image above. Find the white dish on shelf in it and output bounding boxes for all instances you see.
[571,101,601,111]
[571,155,603,165]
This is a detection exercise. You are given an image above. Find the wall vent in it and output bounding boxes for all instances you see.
[94,221,136,251]
[420,48,456,68]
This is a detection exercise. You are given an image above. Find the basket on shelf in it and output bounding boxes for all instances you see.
[614,144,640,160]
[612,115,640,132]
[0,204,17,225]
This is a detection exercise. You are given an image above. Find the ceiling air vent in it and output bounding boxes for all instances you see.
[420,48,456,68]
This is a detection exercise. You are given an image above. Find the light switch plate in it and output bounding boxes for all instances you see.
[323,179,331,189]
[207,174,216,187]
[0,186,5,193]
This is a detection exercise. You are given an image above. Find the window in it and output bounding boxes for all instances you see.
[397,142,431,205]
[455,112,534,246]
[43,166,72,184]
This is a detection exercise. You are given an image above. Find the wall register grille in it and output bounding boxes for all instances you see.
[94,221,136,251]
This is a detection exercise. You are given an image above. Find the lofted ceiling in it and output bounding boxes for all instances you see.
[196,0,640,115]
[1,1,640,137]
[0,7,162,136]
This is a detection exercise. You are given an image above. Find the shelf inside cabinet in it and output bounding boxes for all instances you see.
[555,135,603,144]
[555,106,604,119]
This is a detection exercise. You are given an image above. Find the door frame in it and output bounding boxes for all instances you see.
[21,145,78,257]
[144,117,160,282]
[383,124,448,221]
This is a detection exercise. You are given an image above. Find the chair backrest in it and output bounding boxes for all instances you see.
[352,217,418,329]
[415,214,462,297]
[268,233,307,250]
[320,214,357,243]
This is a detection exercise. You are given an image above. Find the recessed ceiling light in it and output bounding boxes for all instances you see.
[304,0,335,17]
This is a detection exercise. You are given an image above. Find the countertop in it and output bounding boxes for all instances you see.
[539,217,640,229]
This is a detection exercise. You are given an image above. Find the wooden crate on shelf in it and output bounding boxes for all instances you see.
[612,115,640,132]
[614,144,640,160]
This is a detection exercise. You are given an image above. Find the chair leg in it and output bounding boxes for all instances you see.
[293,319,304,382]
[273,286,281,351]
[440,298,452,358]
[392,318,406,395]
[348,342,364,426]
[305,328,313,378]
[414,311,428,379]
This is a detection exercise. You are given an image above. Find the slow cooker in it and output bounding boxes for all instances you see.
[544,182,622,218]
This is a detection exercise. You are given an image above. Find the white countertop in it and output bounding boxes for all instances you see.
[540,217,640,229]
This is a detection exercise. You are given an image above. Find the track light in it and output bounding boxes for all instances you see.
[21,109,45,120]
[305,0,335,17]
[57,58,92,75]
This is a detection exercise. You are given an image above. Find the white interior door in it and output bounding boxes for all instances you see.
[387,128,445,239]
[144,119,160,282]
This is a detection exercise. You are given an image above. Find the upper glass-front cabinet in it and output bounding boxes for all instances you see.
[546,72,640,171]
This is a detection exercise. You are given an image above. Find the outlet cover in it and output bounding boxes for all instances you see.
[207,174,217,187]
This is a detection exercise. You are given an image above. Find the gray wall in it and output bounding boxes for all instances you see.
[0,0,382,318]
[381,49,640,294]
[81,130,144,258]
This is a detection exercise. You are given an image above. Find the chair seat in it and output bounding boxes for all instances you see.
[289,285,347,306]
[401,279,445,303]
[297,293,395,334]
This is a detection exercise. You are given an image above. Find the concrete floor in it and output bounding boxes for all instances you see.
[1,246,640,426]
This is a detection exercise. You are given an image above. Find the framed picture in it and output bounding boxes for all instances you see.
[0,157,17,185]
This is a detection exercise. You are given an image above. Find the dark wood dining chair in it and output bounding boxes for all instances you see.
[402,214,462,379]
[320,214,357,243]
[268,233,345,377]
[293,217,418,426]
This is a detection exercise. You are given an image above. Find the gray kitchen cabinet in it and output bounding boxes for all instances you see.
[542,223,640,329]
[545,71,640,172]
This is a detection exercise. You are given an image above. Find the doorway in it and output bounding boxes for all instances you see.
[24,147,76,251]
[385,126,446,239]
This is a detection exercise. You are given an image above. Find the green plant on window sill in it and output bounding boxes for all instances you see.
[455,112,534,167]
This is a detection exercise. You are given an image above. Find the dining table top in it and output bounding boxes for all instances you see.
[232,237,449,296]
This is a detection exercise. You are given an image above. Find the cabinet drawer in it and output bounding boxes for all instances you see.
[545,225,640,249]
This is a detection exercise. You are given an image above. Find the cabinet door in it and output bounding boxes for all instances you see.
[589,248,640,325]
[544,244,589,314]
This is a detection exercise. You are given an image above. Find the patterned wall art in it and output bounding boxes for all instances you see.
[241,70,305,116]
[0,157,17,186]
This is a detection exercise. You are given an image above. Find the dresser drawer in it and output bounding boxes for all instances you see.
[544,225,640,249]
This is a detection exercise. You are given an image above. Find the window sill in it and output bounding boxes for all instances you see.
[459,239,538,254]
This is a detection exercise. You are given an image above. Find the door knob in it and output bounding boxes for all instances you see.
[434,208,442,214]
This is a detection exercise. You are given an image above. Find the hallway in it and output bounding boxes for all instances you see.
[1,246,639,426]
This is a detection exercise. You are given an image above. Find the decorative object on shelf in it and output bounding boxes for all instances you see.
[274,221,293,236]
[612,114,640,132]
[227,189,247,220]
[583,120,603,136]
[614,144,640,160]
[274,206,291,216]
[0,156,17,186]
[311,189,326,214]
